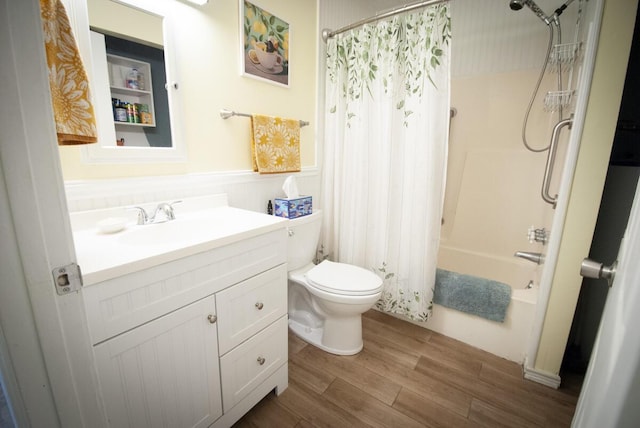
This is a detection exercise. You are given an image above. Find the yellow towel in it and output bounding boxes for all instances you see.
[40,0,97,145]
[251,115,301,174]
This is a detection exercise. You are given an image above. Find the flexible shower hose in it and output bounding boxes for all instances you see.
[520,22,563,153]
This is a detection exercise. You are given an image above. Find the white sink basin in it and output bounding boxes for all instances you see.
[118,217,213,246]
[72,202,287,286]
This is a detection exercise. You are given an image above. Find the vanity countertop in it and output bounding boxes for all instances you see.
[72,195,287,286]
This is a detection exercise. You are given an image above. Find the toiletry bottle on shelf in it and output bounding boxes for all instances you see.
[114,100,127,122]
[126,68,140,90]
[111,98,117,119]
[126,103,139,123]
[139,104,151,124]
[136,71,145,90]
[267,200,273,215]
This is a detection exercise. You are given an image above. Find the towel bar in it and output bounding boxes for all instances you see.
[220,109,309,127]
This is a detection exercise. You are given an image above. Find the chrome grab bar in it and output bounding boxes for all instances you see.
[542,118,572,208]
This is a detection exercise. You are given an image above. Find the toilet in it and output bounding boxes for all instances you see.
[287,210,383,355]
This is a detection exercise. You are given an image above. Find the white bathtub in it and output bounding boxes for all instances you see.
[426,245,539,363]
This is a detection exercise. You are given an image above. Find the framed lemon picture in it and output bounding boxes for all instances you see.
[240,0,289,87]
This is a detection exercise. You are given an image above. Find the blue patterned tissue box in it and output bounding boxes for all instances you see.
[274,196,312,219]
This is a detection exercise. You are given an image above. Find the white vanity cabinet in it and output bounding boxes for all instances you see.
[82,228,288,428]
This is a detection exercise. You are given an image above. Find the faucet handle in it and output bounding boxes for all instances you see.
[154,200,182,221]
[127,206,149,225]
[167,200,182,220]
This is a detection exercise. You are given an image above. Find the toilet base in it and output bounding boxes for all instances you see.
[288,317,363,356]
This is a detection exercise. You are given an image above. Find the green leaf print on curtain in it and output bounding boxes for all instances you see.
[321,3,451,322]
[326,4,451,127]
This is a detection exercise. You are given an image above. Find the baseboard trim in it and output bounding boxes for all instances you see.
[523,365,561,389]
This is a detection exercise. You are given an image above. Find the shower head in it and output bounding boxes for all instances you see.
[509,0,551,25]
[509,0,524,10]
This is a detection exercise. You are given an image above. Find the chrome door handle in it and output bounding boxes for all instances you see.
[580,258,617,287]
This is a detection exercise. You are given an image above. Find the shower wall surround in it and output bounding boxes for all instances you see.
[442,0,579,274]
[450,0,579,76]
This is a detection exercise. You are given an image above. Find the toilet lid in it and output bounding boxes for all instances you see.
[305,260,383,296]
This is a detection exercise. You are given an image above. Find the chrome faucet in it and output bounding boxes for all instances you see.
[129,200,182,225]
[153,202,179,221]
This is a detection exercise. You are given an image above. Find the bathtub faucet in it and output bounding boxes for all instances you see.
[514,251,545,265]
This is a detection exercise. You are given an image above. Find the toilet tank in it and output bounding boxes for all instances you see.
[287,210,322,271]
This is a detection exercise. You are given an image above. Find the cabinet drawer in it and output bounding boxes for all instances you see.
[219,316,287,412]
[216,264,287,355]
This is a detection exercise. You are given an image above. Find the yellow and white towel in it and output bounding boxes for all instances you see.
[40,0,97,145]
[251,114,301,174]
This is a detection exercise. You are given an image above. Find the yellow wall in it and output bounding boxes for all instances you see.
[534,0,638,375]
[59,0,318,180]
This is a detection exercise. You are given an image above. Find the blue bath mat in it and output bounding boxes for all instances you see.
[434,269,512,322]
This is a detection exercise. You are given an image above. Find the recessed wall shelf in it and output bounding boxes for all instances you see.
[107,53,156,128]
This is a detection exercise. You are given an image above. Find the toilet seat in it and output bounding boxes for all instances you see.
[305,260,383,296]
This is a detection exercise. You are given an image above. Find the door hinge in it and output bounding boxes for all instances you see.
[52,263,83,295]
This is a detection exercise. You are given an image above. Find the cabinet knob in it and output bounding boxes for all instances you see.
[207,314,217,324]
[257,356,266,365]
[255,302,264,310]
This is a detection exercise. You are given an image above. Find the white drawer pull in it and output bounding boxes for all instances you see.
[257,356,266,365]
[207,314,217,324]
[255,302,264,310]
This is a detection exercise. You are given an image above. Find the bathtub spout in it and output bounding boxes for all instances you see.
[514,251,545,265]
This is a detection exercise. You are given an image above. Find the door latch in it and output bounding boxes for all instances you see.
[580,258,617,287]
[52,263,83,295]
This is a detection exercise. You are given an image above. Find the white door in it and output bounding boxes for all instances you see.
[0,0,103,426]
[572,176,640,426]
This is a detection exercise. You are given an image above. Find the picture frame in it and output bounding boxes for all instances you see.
[240,0,289,87]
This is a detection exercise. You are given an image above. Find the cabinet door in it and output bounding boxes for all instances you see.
[94,295,222,428]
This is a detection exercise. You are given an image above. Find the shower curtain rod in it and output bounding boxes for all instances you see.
[321,0,449,42]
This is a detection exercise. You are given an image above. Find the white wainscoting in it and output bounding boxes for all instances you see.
[64,168,321,214]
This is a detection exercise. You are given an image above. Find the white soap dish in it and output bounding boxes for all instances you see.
[97,217,129,234]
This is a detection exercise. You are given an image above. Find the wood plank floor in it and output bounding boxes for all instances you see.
[234,310,582,428]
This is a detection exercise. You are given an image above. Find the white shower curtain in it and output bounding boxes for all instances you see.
[321,4,451,321]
